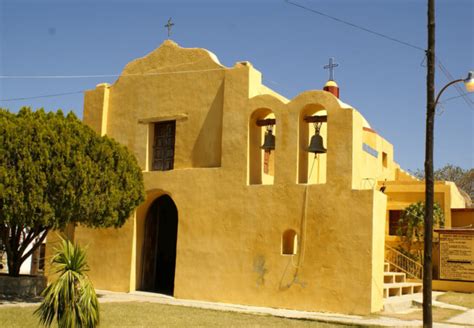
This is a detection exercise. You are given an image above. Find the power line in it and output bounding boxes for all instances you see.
[0,8,469,109]
[437,59,474,109]
[0,91,85,102]
[284,1,473,111]
[439,93,474,104]
[0,67,227,80]
[284,0,425,52]
[3,84,471,104]
[0,74,117,79]
[0,67,228,101]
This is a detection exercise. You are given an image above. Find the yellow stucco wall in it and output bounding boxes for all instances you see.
[74,217,136,292]
[73,40,394,315]
[381,180,467,242]
[359,129,396,189]
[371,191,387,311]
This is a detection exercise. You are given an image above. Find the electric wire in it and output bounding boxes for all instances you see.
[436,59,474,110]
[4,83,471,104]
[438,93,473,104]
[437,60,471,106]
[284,0,472,111]
[0,91,85,102]
[0,67,227,79]
[284,0,426,52]
[2,3,470,112]
[0,67,228,102]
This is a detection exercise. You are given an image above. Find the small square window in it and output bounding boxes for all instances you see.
[281,229,298,255]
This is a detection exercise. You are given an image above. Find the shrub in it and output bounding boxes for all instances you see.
[35,238,99,328]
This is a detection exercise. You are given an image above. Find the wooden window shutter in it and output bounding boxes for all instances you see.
[152,121,176,171]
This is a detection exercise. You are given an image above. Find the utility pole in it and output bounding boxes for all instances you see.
[424,0,435,326]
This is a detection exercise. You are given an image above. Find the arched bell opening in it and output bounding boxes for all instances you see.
[249,108,276,185]
[298,105,327,184]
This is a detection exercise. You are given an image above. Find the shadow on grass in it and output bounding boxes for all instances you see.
[0,294,43,304]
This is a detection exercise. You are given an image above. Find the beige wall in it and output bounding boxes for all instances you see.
[432,280,474,293]
[73,40,393,315]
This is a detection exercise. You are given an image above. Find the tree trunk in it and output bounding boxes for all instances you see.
[30,246,40,275]
[7,253,22,277]
[3,226,49,277]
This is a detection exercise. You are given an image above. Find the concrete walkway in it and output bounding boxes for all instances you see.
[446,309,474,326]
[94,290,473,327]
[1,290,472,327]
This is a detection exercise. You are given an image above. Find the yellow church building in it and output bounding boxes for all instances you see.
[55,40,470,315]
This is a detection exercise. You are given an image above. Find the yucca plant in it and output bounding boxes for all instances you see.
[35,238,99,328]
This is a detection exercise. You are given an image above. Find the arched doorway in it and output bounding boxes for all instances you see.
[141,195,178,295]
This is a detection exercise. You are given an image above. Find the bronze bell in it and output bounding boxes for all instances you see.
[261,129,275,151]
[308,133,326,154]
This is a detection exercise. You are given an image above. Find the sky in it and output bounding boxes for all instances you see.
[0,0,473,171]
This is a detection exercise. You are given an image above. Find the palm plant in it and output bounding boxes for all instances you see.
[35,238,99,328]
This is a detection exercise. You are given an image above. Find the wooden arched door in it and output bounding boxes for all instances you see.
[141,195,178,295]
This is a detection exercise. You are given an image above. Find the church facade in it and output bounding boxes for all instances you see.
[55,41,468,315]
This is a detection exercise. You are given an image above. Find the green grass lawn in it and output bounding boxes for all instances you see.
[437,292,474,309]
[0,302,357,327]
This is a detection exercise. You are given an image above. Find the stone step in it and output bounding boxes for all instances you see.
[384,272,406,284]
[383,282,422,298]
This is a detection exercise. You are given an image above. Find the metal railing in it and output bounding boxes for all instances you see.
[385,244,423,280]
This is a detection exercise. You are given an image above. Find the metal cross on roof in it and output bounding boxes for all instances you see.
[164,18,174,38]
[324,57,339,81]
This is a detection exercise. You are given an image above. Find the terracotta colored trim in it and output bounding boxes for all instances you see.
[323,85,339,98]
[363,127,377,134]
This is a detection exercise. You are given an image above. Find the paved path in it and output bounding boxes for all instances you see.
[94,289,472,327]
[1,290,472,327]
[446,309,474,326]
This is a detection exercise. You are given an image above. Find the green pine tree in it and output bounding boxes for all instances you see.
[0,107,145,276]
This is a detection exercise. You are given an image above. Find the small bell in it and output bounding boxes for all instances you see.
[261,127,275,151]
[308,123,326,154]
